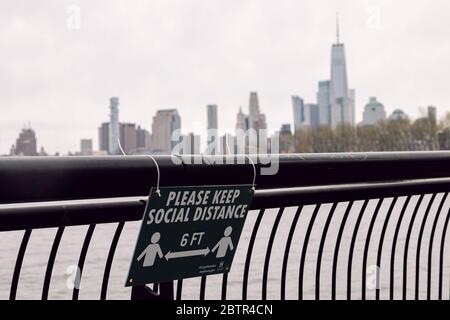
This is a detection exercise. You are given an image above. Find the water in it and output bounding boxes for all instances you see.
[1,195,450,300]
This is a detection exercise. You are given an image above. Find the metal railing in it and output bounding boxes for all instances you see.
[2,152,450,300]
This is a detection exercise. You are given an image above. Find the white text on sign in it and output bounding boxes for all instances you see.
[146,188,248,225]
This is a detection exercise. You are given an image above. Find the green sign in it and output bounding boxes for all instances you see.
[126,185,254,287]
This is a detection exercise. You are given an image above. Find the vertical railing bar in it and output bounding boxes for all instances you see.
[362,198,384,300]
[298,204,321,300]
[402,194,425,300]
[390,195,411,300]
[242,209,265,300]
[176,279,183,300]
[331,201,353,300]
[42,226,65,300]
[347,199,369,300]
[375,197,398,300]
[100,221,124,300]
[427,192,448,300]
[72,224,96,300]
[415,193,436,300]
[315,202,338,300]
[9,229,32,300]
[262,207,284,300]
[281,206,303,300]
[439,207,450,300]
[221,273,228,300]
[199,276,207,300]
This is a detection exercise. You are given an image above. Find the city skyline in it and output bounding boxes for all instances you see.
[4,91,440,156]
[1,1,450,154]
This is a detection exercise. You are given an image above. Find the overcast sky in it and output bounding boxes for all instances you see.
[1,0,450,154]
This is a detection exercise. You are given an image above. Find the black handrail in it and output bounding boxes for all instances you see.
[3,152,450,204]
[3,179,450,232]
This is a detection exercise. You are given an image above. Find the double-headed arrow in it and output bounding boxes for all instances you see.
[165,247,210,260]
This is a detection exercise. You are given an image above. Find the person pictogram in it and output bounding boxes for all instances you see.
[211,226,234,258]
[137,232,163,267]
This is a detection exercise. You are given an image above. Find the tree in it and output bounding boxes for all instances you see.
[287,112,449,154]
[294,127,314,153]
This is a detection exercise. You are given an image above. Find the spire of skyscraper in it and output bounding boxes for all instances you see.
[336,12,340,45]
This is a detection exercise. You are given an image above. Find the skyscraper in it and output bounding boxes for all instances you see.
[207,104,218,154]
[305,103,320,130]
[12,127,38,156]
[80,139,93,156]
[362,97,386,125]
[235,93,267,133]
[292,94,320,131]
[109,97,120,154]
[292,96,305,130]
[235,107,249,132]
[330,19,349,102]
[120,123,137,154]
[278,124,294,153]
[151,109,181,154]
[249,92,259,129]
[181,132,201,155]
[234,92,268,154]
[317,80,331,126]
[329,16,355,128]
[136,125,150,149]
[248,92,267,130]
[221,134,237,154]
[98,122,109,153]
